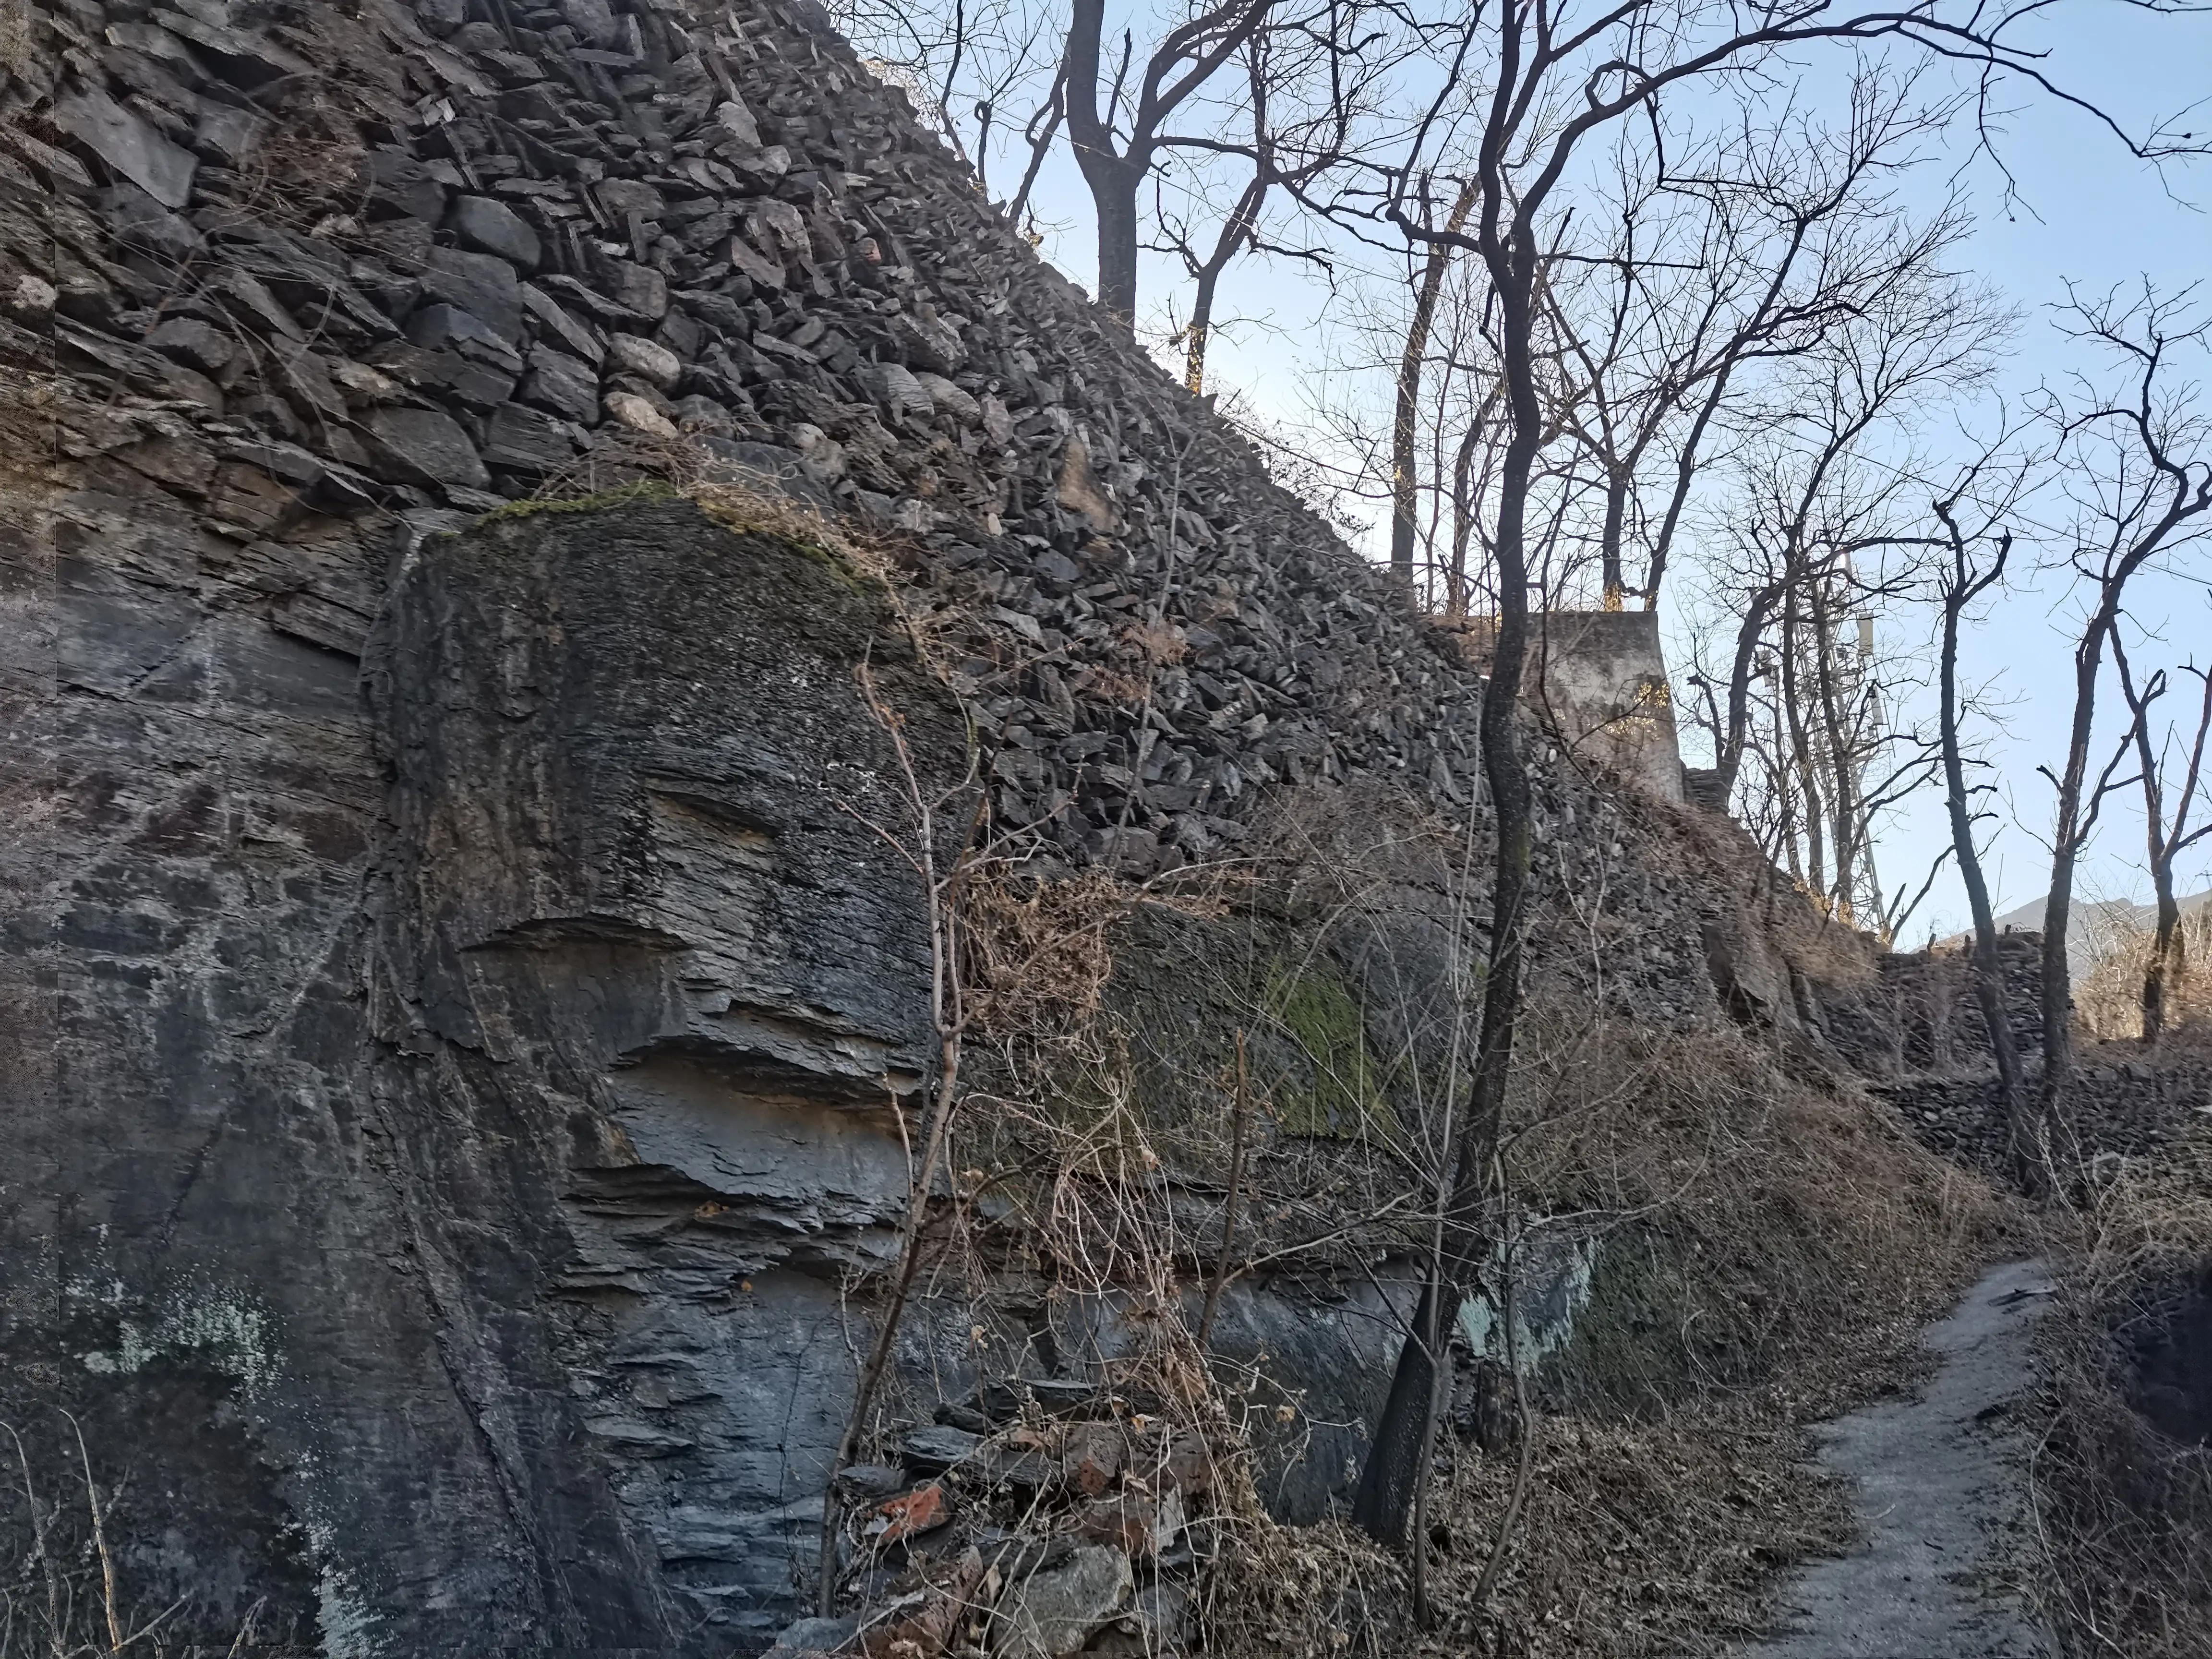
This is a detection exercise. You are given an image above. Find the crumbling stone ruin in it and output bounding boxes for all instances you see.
[4,1,2184,1655]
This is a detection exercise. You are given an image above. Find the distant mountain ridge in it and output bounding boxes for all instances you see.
[1944,888,2212,969]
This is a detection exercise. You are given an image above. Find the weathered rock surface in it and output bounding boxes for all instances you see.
[998,1545,1135,1659]
[0,0,1923,1653]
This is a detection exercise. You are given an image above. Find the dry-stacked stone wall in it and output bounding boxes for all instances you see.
[0,0,1496,876]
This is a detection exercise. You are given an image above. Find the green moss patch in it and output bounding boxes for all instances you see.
[1263,960,1394,1137]
[472,479,680,525]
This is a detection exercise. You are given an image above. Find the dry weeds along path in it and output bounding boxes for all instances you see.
[1733,1259,2058,1659]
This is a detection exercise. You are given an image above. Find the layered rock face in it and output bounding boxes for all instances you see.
[0,0,1874,1652]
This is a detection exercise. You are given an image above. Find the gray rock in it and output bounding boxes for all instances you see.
[52,86,196,208]
[726,233,786,291]
[364,148,448,222]
[673,395,736,437]
[406,303,525,372]
[604,392,678,437]
[860,361,934,424]
[599,258,669,321]
[366,340,517,410]
[193,105,267,168]
[522,284,603,363]
[597,180,667,223]
[417,0,470,34]
[100,183,203,262]
[145,316,235,374]
[6,273,57,319]
[891,310,963,374]
[997,1546,1133,1659]
[520,346,602,424]
[417,245,524,344]
[481,404,580,475]
[901,1424,980,1469]
[362,405,492,490]
[560,0,623,48]
[605,333,682,390]
[747,199,809,260]
[715,97,763,150]
[914,372,979,423]
[447,196,541,271]
[832,1462,905,1497]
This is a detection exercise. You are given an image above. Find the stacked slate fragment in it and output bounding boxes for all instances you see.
[0,0,1509,883]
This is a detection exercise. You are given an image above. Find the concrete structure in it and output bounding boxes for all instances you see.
[1445,610,1687,801]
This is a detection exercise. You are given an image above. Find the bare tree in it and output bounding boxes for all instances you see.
[1154,24,1363,392]
[1388,179,1482,586]
[2033,288,2212,1137]
[1316,0,2205,1548]
[1678,232,1998,931]
[2112,633,2212,1043]
[827,0,1065,189]
[1933,488,2036,1185]
[1062,0,1284,327]
[1545,73,1964,609]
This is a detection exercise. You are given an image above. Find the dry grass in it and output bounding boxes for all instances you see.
[2031,1120,2212,1658]
[1196,1516,1404,1659]
[1409,1410,1857,1658]
[1370,1010,2016,1657]
[962,868,1133,1037]
[1514,1014,2013,1418]
[2074,905,2212,1042]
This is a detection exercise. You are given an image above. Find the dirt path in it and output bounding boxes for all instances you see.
[1736,1259,2058,1659]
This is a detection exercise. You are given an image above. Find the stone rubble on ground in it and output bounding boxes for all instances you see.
[787,1375,1217,1658]
[0,0,1504,887]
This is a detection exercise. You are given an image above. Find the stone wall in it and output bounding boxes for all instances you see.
[0,0,1502,877]
[0,0,1924,1651]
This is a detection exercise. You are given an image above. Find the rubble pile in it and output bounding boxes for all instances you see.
[769,1379,1224,1659]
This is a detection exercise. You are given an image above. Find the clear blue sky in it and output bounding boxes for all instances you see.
[1005,3,2212,939]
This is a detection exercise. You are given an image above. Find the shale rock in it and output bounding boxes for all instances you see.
[996,1546,1134,1659]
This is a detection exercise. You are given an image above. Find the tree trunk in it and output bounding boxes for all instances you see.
[1598,469,1628,607]
[1355,207,1539,1551]
[2143,876,2182,1044]
[1061,0,1142,332]
[1089,173,1142,329]
[1779,584,1827,904]
[2127,676,2178,1046]
[1937,544,2034,1189]
[1183,172,1266,395]
[2039,615,2113,1158]
[1714,583,1781,802]
[1807,580,1863,927]
[1390,181,1479,590]
[1184,271,1219,395]
[2121,650,2212,1046]
[1448,420,1481,617]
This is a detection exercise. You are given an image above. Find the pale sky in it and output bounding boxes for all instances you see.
[997,3,2212,940]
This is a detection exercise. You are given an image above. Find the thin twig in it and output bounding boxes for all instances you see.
[1196,1028,1252,1351]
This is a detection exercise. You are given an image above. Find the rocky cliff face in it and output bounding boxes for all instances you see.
[0,1,1918,1653]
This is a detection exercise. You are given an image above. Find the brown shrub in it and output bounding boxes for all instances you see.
[961,869,1132,1038]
